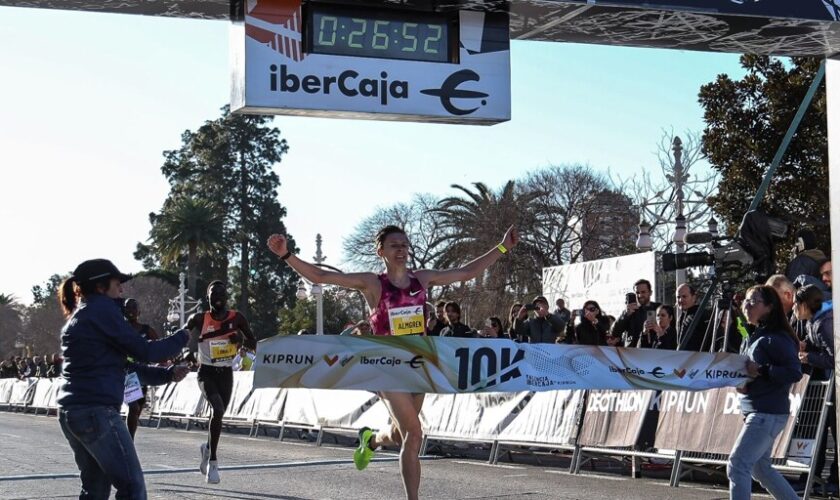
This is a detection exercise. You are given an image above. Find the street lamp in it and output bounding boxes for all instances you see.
[708,216,719,238]
[636,219,653,252]
[673,213,687,286]
[165,272,200,331]
[296,279,308,301]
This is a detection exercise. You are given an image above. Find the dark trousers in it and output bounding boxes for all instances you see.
[59,405,146,500]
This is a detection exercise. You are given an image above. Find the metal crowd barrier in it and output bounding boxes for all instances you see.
[2,373,835,500]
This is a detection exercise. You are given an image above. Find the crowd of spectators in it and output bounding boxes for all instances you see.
[0,353,62,379]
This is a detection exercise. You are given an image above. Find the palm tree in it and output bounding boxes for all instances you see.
[0,294,23,356]
[148,197,225,297]
[434,181,542,322]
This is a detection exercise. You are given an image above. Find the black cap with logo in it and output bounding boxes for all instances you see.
[71,259,132,284]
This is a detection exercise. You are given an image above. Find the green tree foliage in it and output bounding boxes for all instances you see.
[277,289,361,335]
[147,196,224,296]
[138,105,299,337]
[699,55,829,257]
[23,275,67,356]
[0,295,23,357]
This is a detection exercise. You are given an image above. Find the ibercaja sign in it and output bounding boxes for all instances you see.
[230,0,511,125]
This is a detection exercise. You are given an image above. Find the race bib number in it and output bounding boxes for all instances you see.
[124,372,143,404]
[388,306,425,336]
[210,339,237,362]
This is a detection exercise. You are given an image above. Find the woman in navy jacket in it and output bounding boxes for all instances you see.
[727,285,802,500]
[57,259,189,500]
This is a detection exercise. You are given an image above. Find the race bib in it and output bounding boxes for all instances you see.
[388,306,425,336]
[209,339,237,362]
[124,372,143,404]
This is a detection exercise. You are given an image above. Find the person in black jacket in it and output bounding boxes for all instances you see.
[612,279,661,348]
[439,301,475,338]
[573,300,609,345]
[643,305,677,350]
[794,284,837,492]
[514,296,565,344]
[57,259,190,499]
[727,285,802,500]
[786,229,828,283]
[675,284,712,351]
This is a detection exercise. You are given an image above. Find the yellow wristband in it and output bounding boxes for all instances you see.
[497,243,508,254]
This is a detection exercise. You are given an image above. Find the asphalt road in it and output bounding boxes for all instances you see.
[0,411,760,499]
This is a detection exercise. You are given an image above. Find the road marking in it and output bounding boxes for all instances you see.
[0,456,440,482]
[451,460,524,470]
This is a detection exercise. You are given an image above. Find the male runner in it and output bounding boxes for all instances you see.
[185,281,256,484]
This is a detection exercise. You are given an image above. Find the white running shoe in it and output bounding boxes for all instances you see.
[206,460,220,484]
[199,443,210,475]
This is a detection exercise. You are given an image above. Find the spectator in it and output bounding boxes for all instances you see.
[232,347,256,371]
[514,296,565,344]
[17,359,28,379]
[507,303,526,342]
[0,357,18,378]
[478,317,507,339]
[786,228,827,282]
[646,305,677,350]
[440,301,474,338]
[793,284,837,494]
[674,284,711,351]
[767,274,807,341]
[727,285,802,500]
[605,332,621,347]
[32,356,48,378]
[552,298,571,332]
[612,279,661,348]
[427,301,447,336]
[573,301,609,345]
[821,260,833,290]
[46,353,62,378]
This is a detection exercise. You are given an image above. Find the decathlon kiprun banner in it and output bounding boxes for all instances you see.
[253,336,750,393]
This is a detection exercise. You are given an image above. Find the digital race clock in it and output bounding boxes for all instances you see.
[308,5,456,63]
[231,0,510,125]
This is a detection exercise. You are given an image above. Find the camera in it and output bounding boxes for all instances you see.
[662,210,787,280]
[524,303,537,311]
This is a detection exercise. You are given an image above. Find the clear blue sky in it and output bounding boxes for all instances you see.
[0,6,745,304]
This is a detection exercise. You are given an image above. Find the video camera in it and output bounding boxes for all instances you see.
[662,210,788,281]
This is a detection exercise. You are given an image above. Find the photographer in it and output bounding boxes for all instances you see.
[478,316,508,339]
[611,280,661,348]
[785,229,827,282]
[513,296,565,344]
[573,301,609,346]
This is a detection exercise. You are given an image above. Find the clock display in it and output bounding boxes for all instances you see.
[309,7,453,63]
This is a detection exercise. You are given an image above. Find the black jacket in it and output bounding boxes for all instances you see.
[786,249,828,282]
[611,302,662,348]
[676,305,711,351]
[804,302,835,380]
[440,322,475,338]
[574,318,609,346]
[514,314,565,344]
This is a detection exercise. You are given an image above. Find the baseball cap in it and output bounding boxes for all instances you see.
[71,259,132,284]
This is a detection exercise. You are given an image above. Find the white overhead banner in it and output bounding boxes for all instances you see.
[542,252,657,317]
[253,336,750,393]
[230,0,511,124]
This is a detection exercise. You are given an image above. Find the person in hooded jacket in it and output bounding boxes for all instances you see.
[794,284,837,494]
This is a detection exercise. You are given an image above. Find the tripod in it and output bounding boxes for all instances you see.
[677,276,748,353]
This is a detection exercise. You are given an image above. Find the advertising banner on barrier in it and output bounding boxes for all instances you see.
[654,376,810,458]
[578,390,655,447]
[254,336,750,393]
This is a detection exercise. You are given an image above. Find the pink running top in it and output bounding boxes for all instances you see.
[369,273,427,336]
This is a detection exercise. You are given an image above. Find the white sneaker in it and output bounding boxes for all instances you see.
[199,443,210,475]
[206,460,220,484]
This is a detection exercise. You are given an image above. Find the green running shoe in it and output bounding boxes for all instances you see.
[354,427,375,471]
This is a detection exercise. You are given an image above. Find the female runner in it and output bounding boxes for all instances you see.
[268,224,518,500]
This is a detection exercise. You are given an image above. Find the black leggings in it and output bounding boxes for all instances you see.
[197,365,233,461]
